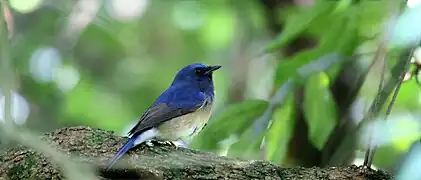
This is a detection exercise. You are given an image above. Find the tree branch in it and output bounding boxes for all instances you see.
[0,126,392,180]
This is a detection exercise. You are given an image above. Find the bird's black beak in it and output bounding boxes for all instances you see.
[205,65,222,75]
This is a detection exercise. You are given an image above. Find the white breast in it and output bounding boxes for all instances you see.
[156,103,212,141]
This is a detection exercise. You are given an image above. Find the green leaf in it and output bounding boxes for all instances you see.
[265,95,295,163]
[303,72,338,150]
[274,8,361,87]
[227,127,265,160]
[224,78,296,160]
[275,50,345,88]
[275,48,324,86]
[320,10,361,78]
[390,79,421,112]
[191,100,269,151]
[265,1,335,52]
[356,1,392,38]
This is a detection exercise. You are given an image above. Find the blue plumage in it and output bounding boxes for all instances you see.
[105,137,136,168]
[106,63,221,170]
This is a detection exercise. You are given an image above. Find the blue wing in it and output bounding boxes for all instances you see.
[128,85,207,136]
[127,103,201,136]
[106,85,206,169]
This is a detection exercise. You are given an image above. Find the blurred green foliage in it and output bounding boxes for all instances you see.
[3,0,421,171]
[303,72,337,150]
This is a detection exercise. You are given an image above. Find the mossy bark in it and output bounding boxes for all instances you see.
[0,126,392,180]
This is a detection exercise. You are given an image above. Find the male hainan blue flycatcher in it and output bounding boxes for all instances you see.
[106,63,221,169]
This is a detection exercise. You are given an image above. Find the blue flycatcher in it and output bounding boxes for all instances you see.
[106,63,221,169]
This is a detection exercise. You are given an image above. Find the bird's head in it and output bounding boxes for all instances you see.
[171,63,221,90]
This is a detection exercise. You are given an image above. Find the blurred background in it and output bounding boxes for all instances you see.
[1,0,421,178]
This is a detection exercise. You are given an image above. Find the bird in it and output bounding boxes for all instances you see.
[105,63,221,170]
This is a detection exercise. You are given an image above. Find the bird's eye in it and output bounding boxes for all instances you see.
[195,68,201,75]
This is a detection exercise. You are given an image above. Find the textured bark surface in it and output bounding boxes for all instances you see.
[0,126,392,180]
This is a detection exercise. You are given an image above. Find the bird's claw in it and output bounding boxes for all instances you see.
[163,141,177,147]
[145,140,155,147]
[145,140,186,149]
[171,139,189,149]
[148,140,177,147]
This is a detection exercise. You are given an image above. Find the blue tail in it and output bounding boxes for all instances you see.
[106,137,136,170]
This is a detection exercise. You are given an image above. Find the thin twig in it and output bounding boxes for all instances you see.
[366,46,415,167]
[2,4,12,39]
[363,57,386,167]
[362,38,388,167]
[363,0,407,168]
[251,54,342,138]
[328,45,412,166]
[0,0,14,138]
[0,1,11,113]
[363,37,389,166]
[0,2,97,180]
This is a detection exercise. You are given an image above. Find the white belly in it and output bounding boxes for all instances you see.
[156,105,212,141]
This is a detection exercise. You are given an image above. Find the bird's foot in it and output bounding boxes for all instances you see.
[144,140,167,147]
[159,140,184,149]
[145,140,155,147]
[148,140,177,147]
[163,141,178,147]
[144,140,187,149]
[172,139,189,149]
